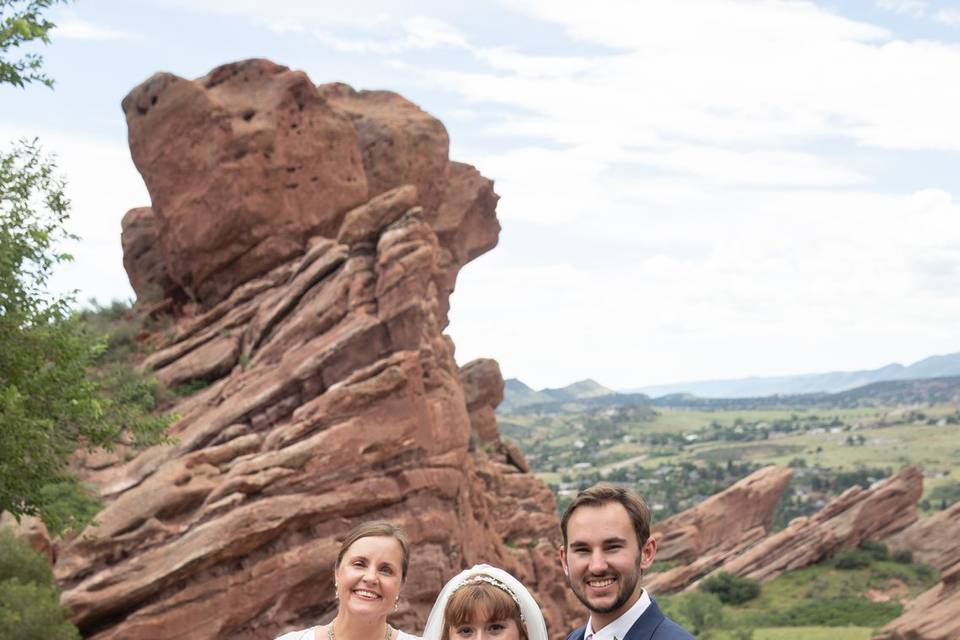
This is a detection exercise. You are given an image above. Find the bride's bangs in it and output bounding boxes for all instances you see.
[444,582,518,627]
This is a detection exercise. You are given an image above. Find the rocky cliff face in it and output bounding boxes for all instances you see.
[646,465,793,594]
[874,558,960,640]
[55,59,576,640]
[717,466,922,583]
[873,501,960,639]
[645,466,923,594]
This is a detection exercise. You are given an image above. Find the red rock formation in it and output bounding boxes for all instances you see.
[874,502,960,640]
[884,500,960,572]
[716,466,922,583]
[56,60,568,640]
[645,465,793,594]
[875,559,960,640]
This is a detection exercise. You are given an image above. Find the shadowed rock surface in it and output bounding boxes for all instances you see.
[56,59,573,640]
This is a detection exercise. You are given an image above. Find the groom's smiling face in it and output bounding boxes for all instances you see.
[560,502,656,625]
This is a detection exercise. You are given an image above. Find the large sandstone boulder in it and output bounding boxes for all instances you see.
[884,500,960,571]
[875,559,960,640]
[57,61,570,640]
[873,502,960,640]
[120,59,498,310]
[646,465,793,594]
[715,466,923,583]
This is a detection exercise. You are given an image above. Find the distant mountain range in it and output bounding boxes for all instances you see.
[624,353,960,398]
[500,378,616,412]
[501,352,960,412]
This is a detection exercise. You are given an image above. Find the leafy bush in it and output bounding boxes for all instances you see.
[701,571,761,605]
[0,580,80,640]
[661,591,724,638]
[834,549,872,570]
[0,529,51,584]
[858,539,889,561]
[892,549,913,564]
[760,596,902,626]
[0,528,80,639]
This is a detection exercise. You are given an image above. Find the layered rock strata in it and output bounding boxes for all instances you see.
[715,466,923,583]
[884,500,960,572]
[646,465,793,594]
[55,59,572,640]
[873,501,960,640]
[875,559,960,640]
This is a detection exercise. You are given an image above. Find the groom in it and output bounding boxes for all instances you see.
[560,483,694,640]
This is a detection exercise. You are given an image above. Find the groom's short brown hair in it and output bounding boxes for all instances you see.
[560,482,652,548]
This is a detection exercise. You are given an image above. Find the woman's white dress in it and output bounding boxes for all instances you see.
[275,629,419,640]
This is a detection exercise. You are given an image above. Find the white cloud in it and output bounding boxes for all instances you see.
[55,17,140,40]
[314,16,467,54]
[0,128,145,306]
[876,0,928,17]
[935,8,960,25]
[423,4,960,153]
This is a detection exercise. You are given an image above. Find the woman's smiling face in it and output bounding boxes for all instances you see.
[449,617,522,640]
[335,535,404,617]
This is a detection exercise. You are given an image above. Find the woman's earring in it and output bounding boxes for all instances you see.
[334,583,340,600]
[394,599,400,611]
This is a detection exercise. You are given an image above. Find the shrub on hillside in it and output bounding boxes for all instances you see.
[678,592,725,638]
[761,596,902,626]
[0,580,80,640]
[0,529,52,585]
[0,530,80,640]
[892,549,913,564]
[858,538,889,561]
[701,571,761,604]
[834,548,872,569]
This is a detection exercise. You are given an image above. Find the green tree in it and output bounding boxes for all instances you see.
[701,571,761,605]
[681,592,724,638]
[0,529,80,640]
[1,0,65,88]
[1,0,170,533]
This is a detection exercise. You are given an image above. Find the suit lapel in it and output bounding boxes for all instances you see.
[622,599,666,640]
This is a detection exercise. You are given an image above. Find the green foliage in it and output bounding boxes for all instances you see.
[833,549,873,570]
[758,597,901,627]
[857,539,889,561]
[0,0,66,88]
[0,142,170,533]
[0,529,79,639]
[928,480,960,507]
[702,571,762,605]
[0,528,51,584]
[0,580,80,639]
[892,548,913,564]
[664,591,725,638]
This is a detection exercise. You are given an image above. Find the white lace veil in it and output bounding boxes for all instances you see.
[421,564,548,640]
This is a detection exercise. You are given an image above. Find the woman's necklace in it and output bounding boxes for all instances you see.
[326,621,392,640]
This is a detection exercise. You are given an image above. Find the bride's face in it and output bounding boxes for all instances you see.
[448,617,522,640]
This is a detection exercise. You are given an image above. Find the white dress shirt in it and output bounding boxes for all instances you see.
[584,589,652,640]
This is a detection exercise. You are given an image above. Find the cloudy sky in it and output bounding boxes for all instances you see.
[3,0,960,390]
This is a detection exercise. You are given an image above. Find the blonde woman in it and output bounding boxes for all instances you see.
[276,521,419,640]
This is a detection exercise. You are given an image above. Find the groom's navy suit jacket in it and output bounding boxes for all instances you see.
[564,599,694,640]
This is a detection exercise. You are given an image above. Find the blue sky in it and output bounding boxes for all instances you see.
[3,0,960,389]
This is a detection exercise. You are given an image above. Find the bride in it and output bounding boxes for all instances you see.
[422,565,548,640]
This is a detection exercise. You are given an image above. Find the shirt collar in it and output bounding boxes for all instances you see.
[584,589,652,640]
